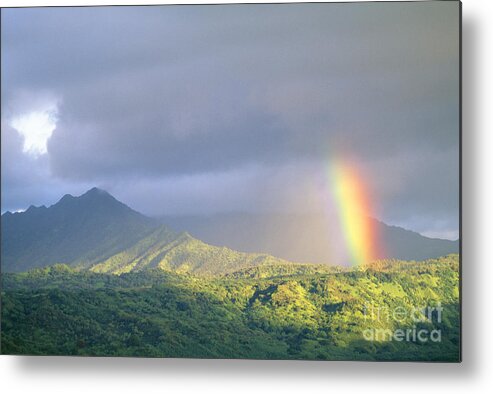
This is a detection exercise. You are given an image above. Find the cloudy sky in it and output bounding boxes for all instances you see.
[1,2,459,239]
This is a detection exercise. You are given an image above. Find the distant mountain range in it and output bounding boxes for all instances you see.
[160,213,459,264]
[1,188,458,273]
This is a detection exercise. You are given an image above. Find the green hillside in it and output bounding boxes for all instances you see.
[91,225,293,275]
[1,254,460,361]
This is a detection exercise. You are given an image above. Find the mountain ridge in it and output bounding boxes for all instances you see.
[159,212,459,264]
[1,188,459,273]
[1,187,161,272]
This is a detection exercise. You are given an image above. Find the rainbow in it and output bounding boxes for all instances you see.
[328,159,383,266]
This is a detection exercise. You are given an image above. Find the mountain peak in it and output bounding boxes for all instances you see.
[85,187,110,196]
[80,187,115,201]
[2,187,160,272]
[52,188,123,213]
[59,193,75,203]
[74,187,118,203]
[79,188,125,209]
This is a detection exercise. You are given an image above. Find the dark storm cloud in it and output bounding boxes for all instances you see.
[1,2,459,237]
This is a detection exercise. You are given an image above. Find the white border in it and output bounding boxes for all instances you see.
[1,0,491,392]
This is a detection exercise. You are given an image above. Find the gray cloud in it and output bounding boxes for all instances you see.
[1,2,460,238]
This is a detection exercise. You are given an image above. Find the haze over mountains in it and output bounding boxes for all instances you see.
[1,188,458,273]
[161,213,459,264]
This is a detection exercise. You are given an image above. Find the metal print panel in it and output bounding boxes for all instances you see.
[0,1,461,361]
